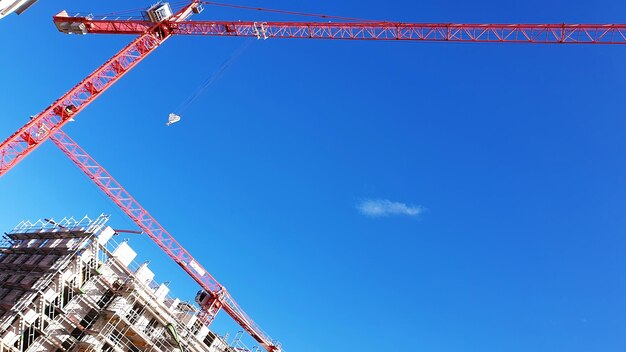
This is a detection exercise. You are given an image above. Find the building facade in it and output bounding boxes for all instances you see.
[0,215,236,352]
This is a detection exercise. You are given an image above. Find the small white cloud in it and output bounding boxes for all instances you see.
[357,199,424,218]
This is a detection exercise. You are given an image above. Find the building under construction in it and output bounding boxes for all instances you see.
[0,215,244,352]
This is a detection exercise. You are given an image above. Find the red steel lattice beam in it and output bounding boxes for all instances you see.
[52,14,626,44]
[0,32,164,177]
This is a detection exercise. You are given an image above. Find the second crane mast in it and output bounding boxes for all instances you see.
[50,129,279,351]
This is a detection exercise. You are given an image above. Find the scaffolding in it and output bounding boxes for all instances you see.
[0,215,237,352]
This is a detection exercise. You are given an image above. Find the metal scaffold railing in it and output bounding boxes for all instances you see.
[9,214,110,235]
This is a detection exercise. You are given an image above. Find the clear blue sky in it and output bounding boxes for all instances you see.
[1,1,626,351]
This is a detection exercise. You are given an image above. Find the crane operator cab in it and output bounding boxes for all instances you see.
[195,290,217,309]
[144,2,172,23]
[195,290,223,309]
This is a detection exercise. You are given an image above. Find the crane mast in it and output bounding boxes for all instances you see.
[50,129,279,351]
[1,1,626,350]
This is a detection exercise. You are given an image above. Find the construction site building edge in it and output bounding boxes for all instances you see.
[0,214,243,352]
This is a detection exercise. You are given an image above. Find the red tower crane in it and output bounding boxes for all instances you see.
[2,3,626,177]
[1,1,625,350]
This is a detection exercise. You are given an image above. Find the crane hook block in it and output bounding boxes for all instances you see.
[166,113,181,126]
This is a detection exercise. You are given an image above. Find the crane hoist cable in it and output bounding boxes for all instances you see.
[92,1,374,23]
[172,39,253,118]
[200,1,380,22]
